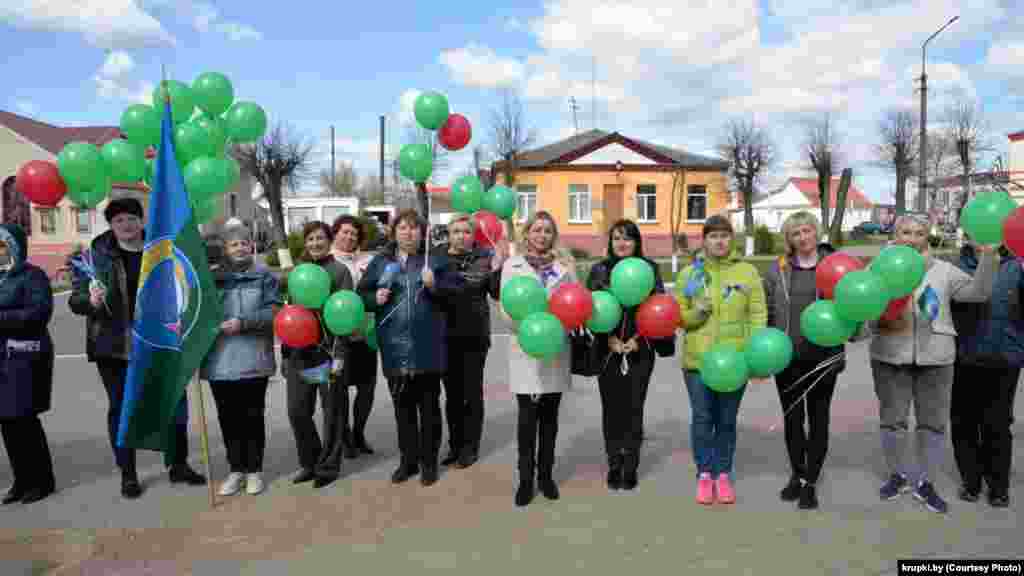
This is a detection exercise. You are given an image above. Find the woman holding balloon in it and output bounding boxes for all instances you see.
[586,219,675,491]
[282,221,354,489]
[676,215,767,506]
[358,209,462,487]
[500,211,577,507]
[870,213,997,514]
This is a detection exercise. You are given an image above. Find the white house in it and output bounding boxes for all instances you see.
[731,176,873,232]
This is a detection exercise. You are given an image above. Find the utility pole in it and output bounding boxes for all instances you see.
[330,125,336,197]
[569,96,580,135]
[379,115,386,197]
[918,15,959,214]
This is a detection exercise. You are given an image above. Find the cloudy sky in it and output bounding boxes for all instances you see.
[3,0,1022,202]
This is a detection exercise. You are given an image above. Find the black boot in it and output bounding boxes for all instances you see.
[455,445,479,469]
[441,449,459,467]
[606,454,623,490]
[121,468,143,499]
[391,458,419,484]
[2,484,23,505]
[20,486,54,504]
[515,456,535,507]
[780,475,803,502]
[537,468,560,500]
[169,463,207,485]
[621,451,638,491]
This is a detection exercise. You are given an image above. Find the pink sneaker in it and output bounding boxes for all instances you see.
[715,475,735,504]
[696,473,714,504]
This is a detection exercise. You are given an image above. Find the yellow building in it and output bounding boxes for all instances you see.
[490,130,731,257]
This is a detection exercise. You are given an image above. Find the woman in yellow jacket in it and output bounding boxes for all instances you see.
[676,215,767,505]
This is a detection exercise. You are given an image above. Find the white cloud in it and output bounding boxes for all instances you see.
[93,52,152,103]
[0,0,175,48]
[440,44,525,89]
[218,21,261,41]
[99,50,135,79]
[187,2,262,41]
[14,99,37,116]
[398,89,421,126]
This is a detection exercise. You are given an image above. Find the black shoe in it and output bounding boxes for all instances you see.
[2,487,23,505]
[353,432,375,455]
[420,465,439,486]
[958,484,981,503]
[798,484,819,510]
[515,480,534,507]
[292,469,316,484]
[20,487,54,504]
[621,453,638,491]
[168,465,207,486]
[606,465,623,491]
[391,463,419,484]
[538,476,560,500]
[313,475,339,489]
[121,473,143,499]
[441,452,459,466]
[987,490,1010,508]
[780,476,803,502]
[455,447,478,469]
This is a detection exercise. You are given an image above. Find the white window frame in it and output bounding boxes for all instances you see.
[38,207,58,235]
[516,185,537,223]
[637,184,657,223]
[568,184,592,223]
[75,208,91,234]
[686,184,708,222]
[287,207,316,234]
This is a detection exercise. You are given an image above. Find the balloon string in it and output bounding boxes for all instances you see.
[779,352,844,395]
[376,293,409,326]
[768,358,841,433]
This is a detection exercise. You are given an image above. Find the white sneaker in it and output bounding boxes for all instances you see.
[218,472,243,496]
[245,473,264,495]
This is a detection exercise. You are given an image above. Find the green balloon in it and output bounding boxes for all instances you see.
[961,191,1017,246]
[224,101,267,143]
[219,155,241,190]
[152,80,195,125]
[193,115,227,158]
[173,123,211,168]
[101,139,144,182]
[501,275,548,322]
[744,327,793,377]
[119,104,160,149]
[451,175,484,213]
[323,290,366,336]
[184,157,227,203]
[288,263,332,309]
[586,290,623,333]
[192,72,235,117]
[834,270,889,322]
[414,91,450,131]
[517,312,566,359]
[143,157,155,188]
[191,194,222,224]
[870,245,926,298]
[364,315,378,350]
[67,172,111,210]
[700,344,749,393]
[800,300,857,347]
[398,144,433,183]
[610,257,655,307]
[482,185,517,220]
[58,142,105,189]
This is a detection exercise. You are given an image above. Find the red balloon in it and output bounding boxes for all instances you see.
[274,305,320,348]
[815,253,865,300]
[636,294,681,339]
[438,113,472,151]
[15,160,67,207]
[1003,206,1024,258]
[880,294,911,322]
[549,282,594,329]
[473,210,504,248]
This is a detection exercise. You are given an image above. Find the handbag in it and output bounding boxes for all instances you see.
[570,328,605,377]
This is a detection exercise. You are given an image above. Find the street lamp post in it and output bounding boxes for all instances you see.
[918,15,959,214]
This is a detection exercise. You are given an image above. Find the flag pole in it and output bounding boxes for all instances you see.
[192,371,216,508]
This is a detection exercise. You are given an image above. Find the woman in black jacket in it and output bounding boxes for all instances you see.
[586,219,673,491]
[0,223,56,505]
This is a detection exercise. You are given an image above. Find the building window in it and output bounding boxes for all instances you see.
[686,185,707,221]
[38,207,58,235]
[76,209,91,234]
[516,185,537,223]
[637,184,657,222]
[568,184,591,223]
[286,207,316,233]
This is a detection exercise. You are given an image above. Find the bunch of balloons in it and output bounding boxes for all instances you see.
[14,72,266,225]
[274,263,367,349]
[961,191,1017,246]
[699,327,794,392]
[501,257,681,360]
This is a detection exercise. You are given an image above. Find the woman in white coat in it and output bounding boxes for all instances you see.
[501,211,576,507]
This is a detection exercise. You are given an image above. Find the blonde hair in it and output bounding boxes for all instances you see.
[447,213,475,234]
[780,211,822,256]
[518,211,574,265]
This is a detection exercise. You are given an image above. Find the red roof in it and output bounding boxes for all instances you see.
[1010,131,1024,142]
[790,177,872,209]
[0,110,123,155]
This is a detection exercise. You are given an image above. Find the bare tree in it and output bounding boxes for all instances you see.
[403,126,452,217]
[717,118,776,233]
[489,88,536,186]
[945,97,994,218]
[232,122,316,247]
[318,162,358,197]
[803,111,845,237]
[875,108,918,215]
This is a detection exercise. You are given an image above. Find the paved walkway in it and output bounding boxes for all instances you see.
[0,339,1020,575]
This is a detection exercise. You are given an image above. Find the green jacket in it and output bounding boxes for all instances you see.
[676,249,767,370]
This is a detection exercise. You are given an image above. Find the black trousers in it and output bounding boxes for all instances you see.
[286,358,348,478]
[346,341,378,438]
[951,363,1018,495]
[774,358,839,484]
[516,393,561,480]
[96,359,189,471]
[1,415,55,493]
[389,373,442,467]
[209,378,270,473]
[443,340,488,456]
[598,348,653,457]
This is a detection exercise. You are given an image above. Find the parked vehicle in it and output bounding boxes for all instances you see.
[853,221,883,235]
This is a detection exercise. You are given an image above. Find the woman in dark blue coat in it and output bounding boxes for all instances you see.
[0,223,56,505]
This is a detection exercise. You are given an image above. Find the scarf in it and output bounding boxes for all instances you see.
[221,255,254,273]
[524,250,558,286]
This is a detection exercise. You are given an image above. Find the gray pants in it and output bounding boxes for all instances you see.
[871,360,953,484]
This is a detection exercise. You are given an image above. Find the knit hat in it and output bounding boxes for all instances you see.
[103,197,144,223]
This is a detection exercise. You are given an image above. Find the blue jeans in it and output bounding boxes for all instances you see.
[684,370,746,478]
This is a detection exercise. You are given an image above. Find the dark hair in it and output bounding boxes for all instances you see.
[606,219,644,259]
[300,221,334,262]
[332,214,364,246]
[103,197,144,223]
[389,209,428,241]
[702,214,733,238]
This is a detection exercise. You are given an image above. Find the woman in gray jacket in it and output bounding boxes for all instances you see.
[871,213,997,514]
[201,223,281,497]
